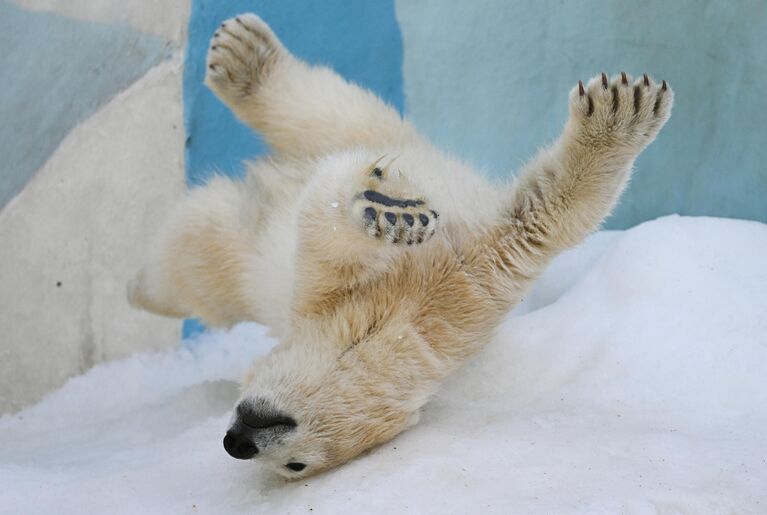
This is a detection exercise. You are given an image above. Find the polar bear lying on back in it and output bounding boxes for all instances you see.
[128,13,672,478]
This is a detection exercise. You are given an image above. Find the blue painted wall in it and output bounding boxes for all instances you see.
[396,0,767,229]
[0,0,171,209]
[182,0,404,336]
[183,0,404,185]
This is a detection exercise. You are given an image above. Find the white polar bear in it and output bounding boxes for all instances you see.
[128,14,672,478]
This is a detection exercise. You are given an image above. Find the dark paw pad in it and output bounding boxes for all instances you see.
[357,190,438,245]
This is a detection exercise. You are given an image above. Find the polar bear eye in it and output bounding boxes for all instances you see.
[285,462,306,472]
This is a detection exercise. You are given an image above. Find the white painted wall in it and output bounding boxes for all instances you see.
[0,1,189,413]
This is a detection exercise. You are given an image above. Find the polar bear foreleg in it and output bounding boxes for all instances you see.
[477,73,673,288]
[204,14,418,160]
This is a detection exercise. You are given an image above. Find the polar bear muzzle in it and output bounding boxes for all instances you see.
[223,400,297,460]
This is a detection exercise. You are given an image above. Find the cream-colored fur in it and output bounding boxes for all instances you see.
[128,14,672,478]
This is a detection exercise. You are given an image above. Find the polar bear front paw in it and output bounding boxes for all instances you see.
[350,166,438,246]
[568,72,673,152]
[204,14,285,102]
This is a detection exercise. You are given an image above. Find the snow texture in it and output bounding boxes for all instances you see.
[1,216,766,514]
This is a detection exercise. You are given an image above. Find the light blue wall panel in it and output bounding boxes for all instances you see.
[396,0,767,228]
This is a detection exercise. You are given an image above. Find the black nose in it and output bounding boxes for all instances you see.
[223,430,258,460]
[223,400,296,460]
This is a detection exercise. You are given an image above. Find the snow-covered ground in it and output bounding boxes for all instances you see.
[2,216,766,514]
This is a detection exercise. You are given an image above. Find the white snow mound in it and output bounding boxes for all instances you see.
[1,216,766,514]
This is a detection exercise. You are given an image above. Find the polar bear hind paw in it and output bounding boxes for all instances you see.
[350,166,438,245]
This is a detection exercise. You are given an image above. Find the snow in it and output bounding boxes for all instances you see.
[2,215,766,514]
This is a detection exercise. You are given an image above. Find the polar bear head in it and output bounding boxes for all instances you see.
[221,282,477,478]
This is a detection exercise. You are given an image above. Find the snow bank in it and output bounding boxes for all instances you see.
[2,216,766,514]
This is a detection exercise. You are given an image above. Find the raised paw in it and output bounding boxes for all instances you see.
[204,14,285,102]
[568,72,673,152]
[350,165,438,245]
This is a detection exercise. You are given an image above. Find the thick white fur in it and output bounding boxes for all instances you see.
[129,14,672,478]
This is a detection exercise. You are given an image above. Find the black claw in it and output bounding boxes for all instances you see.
[661,80,667,91]
[419,214,430,226]
[430,210,439,219]
[403,213,415,227]
[208,64,216,70]
[621,72,628,85]
[643,74,650,87]
[611,84,619,113]
[363,207,377,223]
[384,212,397,225]
[601,73,608,89]
[578,80,585,96]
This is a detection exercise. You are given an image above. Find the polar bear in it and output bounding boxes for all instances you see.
[128,14,672,478]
